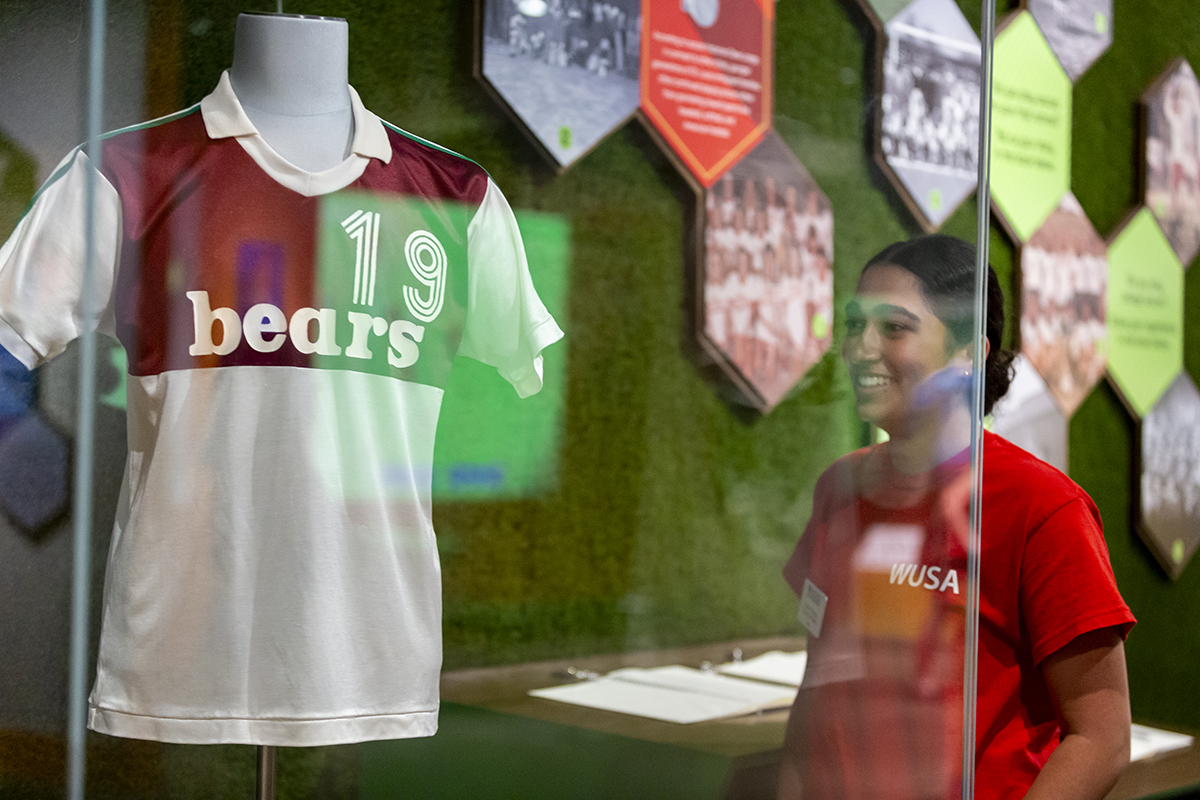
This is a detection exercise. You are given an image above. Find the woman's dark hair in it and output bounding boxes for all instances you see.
[864,234,1015,415]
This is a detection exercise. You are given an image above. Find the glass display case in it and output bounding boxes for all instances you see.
[0,1,1187,799]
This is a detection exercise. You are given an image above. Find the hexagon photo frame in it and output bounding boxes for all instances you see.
[873,0,981,231]
[989,354,1068,473]
[1105,208,1185,418]
[1142,58,1200,268]
[639,0,775,187]
[1018,193,1108,417]
[1024,0,1112,82]
[990,11,1072,243]
[1139,371,1200,580]
[699,132,833,412]
[475,0,641,170]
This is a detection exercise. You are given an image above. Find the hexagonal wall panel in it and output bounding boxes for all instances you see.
[1018,193,1108,417]
[0,413,69,537]
[877,0,981,230]
[478,0,640,169]
[640,0,774,187]
[1025,0,1112,82]
[1140,372,1200,579]
[990,11,1071,243]
[989,354,1068,473]
[701,132,833,411]
[855,0,916,25]
[1143,58,1200,267]
[1106,208,1185,418]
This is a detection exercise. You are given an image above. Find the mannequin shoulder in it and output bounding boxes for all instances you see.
[378,121,491,206]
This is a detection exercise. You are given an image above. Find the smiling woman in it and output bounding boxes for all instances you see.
[779,235,1136,800]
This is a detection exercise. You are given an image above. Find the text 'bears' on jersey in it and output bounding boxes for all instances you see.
[187,290,426,369]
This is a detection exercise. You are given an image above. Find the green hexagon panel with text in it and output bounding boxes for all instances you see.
[1105,208,1185,418]
[990,11,1072,242]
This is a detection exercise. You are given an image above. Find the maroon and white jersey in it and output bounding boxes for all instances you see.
[0,72,563,746]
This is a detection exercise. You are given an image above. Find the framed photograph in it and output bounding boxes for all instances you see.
[1142,57,1200,267]
[1017,193,1108,417]
[875,0,981,231]
[697,132,833,412]
[1024,0,1112,82]
[988,354,1068,473]
[1138,372,1200,580]
[475,0,642,170]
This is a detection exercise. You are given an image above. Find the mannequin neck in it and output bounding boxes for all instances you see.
[227,13,354,172]
[229,13,350,115]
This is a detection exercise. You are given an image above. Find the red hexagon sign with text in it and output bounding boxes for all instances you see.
[640,0,774,187]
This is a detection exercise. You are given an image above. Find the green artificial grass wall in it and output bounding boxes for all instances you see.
[1067,0,1200,732]
[3,0,1198,795]
[166,0,1200,728]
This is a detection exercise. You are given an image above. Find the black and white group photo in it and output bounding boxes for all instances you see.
[1141,372,1200,576]
[1026,0,1113,82]
[481,0,641,166]
[702,134,834,409]
[880,0,981,228]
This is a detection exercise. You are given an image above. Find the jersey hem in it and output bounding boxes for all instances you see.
[88,704,439,746]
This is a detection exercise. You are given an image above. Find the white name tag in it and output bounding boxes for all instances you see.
[798,579,828,638]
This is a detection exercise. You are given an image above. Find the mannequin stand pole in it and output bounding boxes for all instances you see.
[256,745,276,800]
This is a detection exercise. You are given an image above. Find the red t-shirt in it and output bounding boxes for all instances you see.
[782,431,1134,800]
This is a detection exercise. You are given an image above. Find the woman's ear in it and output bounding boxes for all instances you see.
[950,336,987,369]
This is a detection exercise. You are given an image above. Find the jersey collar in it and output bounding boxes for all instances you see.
[199,71,392,196]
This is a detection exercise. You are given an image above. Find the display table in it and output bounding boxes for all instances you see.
[1108,740,1200,800]
[440,636,802,759]
[359,636,1200,799]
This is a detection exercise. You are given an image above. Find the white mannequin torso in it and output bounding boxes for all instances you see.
[228,12,354,173]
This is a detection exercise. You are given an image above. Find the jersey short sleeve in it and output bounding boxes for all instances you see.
[0,149,121,369]
[459,177,564,398]
[1019,496,1136,665]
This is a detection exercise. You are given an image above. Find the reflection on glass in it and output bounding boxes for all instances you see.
[432,211,568,501]
[779,235,1136,800]
[780,236,981,800]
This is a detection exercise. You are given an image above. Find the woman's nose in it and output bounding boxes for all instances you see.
[853,322,882,360]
